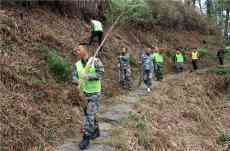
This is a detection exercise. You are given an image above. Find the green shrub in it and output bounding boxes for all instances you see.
[198,48,208,58]
[106,0,155,26]
[129,55,137,67]
[106,0,209,32]
[47,50,71,82]
[105,91,113,97]
[225,46,230,52]
[198,48,215,59]
[210,66,230,76]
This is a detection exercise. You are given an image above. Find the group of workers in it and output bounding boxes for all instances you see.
[118,46,201,92]
[72,18,227,150]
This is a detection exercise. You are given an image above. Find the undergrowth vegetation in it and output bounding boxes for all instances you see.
[41,47,71,82]
[210,66,230,77]
[106,0,213,33]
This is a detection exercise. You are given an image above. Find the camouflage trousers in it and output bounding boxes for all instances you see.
[155,63,164,81]
[119,67,132,89]
[143,69,153,87]
[175,62,184,73]
[83,93,101,137]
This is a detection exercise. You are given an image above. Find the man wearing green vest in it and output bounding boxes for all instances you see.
[174,49,184,73]
[88,18,103,46]
[72,43,104,150]
[153,48,164,81]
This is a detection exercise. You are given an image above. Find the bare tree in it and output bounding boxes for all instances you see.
[198,0,203,14]
[224,7,230,39]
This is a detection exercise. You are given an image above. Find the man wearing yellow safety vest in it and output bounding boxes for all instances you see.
[153,48,164,81]
[72,43,104,150]
[191,48,199,70]
[174,49,184,73]
[88,18,103,46]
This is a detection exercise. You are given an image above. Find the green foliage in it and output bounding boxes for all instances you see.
[129,55,137,67]
[224,46,230,61]
[40,46,71,82]
[225,46,230,53]
[37,144,45,151]
[198,48,215,59]
[210,66,230,76]
[106,0,155,25]
[46,128,57,144]
[106,0,210,32]
[48,51,71,82]
[105,91,113,97]
[128,112,146,130]
[136,120,146,130]
[198,48,209,58]
[0,41,16,53]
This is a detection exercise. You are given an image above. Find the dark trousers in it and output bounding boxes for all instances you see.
[218,57,224,65]
[192,60,198,70]
[89,31,103,45]
[143,69,152,87]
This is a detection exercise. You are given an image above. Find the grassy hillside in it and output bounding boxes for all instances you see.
[0,3,227,151]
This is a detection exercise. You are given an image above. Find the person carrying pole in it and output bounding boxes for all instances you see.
[152,47,157,78]
[72,43,104,150]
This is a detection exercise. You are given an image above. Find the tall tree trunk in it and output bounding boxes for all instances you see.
[224,8,230,40]
[206,0,213,18]
[192,0,196,6]
[198,0,202,14]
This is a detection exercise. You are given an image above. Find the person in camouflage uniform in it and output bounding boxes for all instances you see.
[118,47,132,89]
[142,48,154,92]
[72,43,104,150]
[153,48,164,81]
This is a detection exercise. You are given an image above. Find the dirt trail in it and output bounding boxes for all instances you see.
[56,65,230,151]
[56,74,174,151]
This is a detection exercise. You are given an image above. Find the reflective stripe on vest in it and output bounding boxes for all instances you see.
[192,51,199,60]
[76,59,101,93]
[176,54,184,62]
[154,53,164,63]
[92,20,103,32]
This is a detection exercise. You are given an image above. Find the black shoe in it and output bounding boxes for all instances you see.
[91,127,100,140]
[79,135,90,150]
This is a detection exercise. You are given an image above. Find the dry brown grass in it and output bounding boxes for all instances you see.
[125,72,229,151]
[0,64,83,151]
[0,5,226,151]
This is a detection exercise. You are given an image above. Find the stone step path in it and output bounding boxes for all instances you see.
[57,78,169,151]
